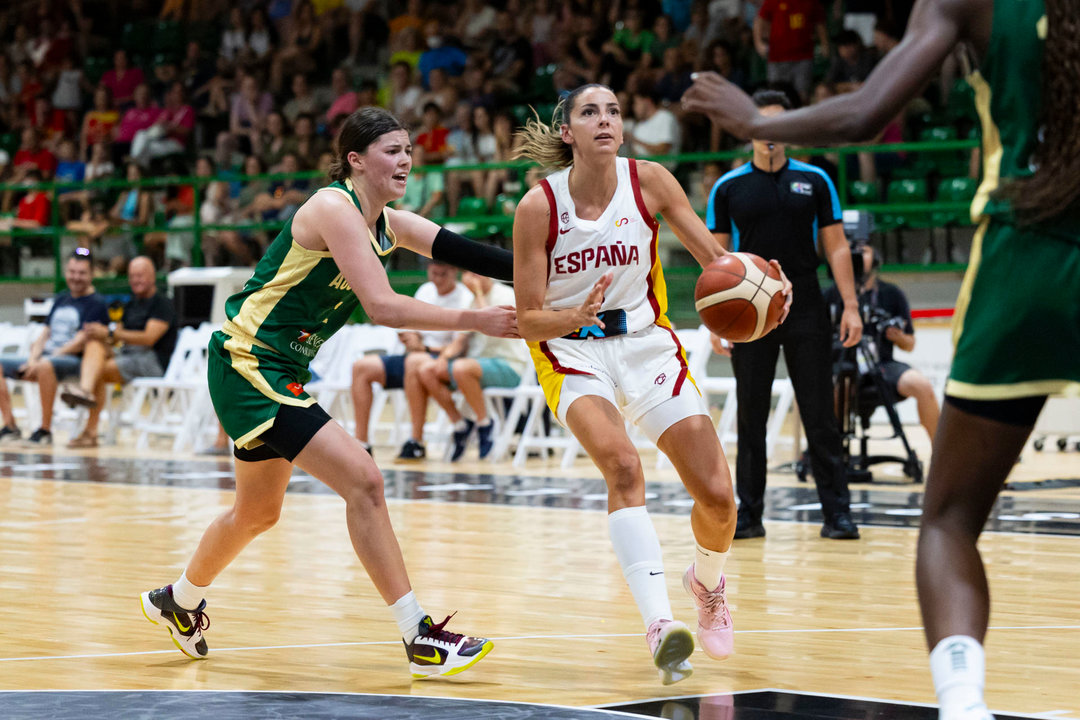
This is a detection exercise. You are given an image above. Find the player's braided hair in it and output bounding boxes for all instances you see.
[513,84,611,169]
[996,0,1080,224]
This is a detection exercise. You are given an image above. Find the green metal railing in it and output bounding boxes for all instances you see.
[0,137,979,291]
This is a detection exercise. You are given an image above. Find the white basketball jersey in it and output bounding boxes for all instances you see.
[539,157,669,337]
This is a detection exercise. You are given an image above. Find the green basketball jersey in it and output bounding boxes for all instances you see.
[221,179,399,370]
[969,0,1080,240]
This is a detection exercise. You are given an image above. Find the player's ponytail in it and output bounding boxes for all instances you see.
[514,83,611,169]
[996,0,1080,224]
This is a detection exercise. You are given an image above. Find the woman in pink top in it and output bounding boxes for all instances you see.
[100,50,145,108]
[114,84,160,165]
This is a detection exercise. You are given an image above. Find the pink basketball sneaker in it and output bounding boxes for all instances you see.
[646,618,694,685]
[683,565,734,660]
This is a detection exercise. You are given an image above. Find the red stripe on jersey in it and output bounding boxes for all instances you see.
[628,159,659,233]
[540,179,559,256]
[539,341,591,375]
[645,226,661,322]
[657,322,689,396]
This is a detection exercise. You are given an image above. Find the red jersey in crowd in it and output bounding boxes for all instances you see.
[758,0,824,63]
[17,191,52,226]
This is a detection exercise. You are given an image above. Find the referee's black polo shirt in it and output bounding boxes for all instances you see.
[705,158,843,281]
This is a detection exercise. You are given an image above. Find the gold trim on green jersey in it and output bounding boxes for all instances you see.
[968,70,1004,222]
[229,241,327,342]
[235,418,276,451]
[223,333,316,408]
[951,219,988,348]
[946,377,1080,400]
[320,180,399,256]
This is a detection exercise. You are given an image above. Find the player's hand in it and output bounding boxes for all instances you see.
[769,259,794,324]
[576,270,613,329]
[884,326,903,343]
[682,72,760,140]
[474,304,519,338]
[461,271,485,296]
[710,332,732,357]
[20,362,39,381]
[839,306,863,348]
[83,321,108,341]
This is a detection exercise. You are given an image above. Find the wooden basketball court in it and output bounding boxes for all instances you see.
[1,435,1078,719]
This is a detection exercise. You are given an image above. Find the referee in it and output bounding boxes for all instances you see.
[705,89,863,540]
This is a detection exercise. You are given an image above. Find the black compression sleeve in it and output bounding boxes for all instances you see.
[431,227,514,282]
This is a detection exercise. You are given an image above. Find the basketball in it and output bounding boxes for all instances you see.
[695,252,785,343]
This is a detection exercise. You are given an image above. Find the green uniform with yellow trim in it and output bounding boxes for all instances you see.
[951,0,1080,400]
[209,179,398,449]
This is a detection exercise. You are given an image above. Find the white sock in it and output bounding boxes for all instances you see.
[171,571,208,611]
[477,418,492,428]
[453,419,469,432]
[930,635,989,717]
[390,591,427,643]
[693,543,729,591]
[608,505,673,628]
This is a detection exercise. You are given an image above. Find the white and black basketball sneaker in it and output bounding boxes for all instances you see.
[404,614,493,679]
[140,585,210,659]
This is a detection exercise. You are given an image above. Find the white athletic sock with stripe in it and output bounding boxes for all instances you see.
[608,505,673,628]
[694,543,729,591]
[171,571,207,611]
[930,635,990,718]
[390,591,428,644]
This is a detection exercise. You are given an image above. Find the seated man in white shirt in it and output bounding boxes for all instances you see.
[350,259,473,459]
[415,272,530,461]
[625,83,681,170]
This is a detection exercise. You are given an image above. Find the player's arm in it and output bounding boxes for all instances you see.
[512,186,610,342]
[683,0,984,143]
[300,192,516,338]
[638,160,725,267]
[820,223,862,347]
[384,207,514,282]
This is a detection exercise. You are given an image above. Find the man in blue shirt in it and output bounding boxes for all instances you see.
[706,89,863,539]
[0,248,109,445]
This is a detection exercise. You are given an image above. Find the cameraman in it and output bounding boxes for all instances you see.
[827,244,940,444]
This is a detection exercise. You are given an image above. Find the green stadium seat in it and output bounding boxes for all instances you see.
[931,176,977,227]
[153,21,185,54]
[919,125,958,143]
[456,196,489,218]
[529,64,557,102]
[848,180,879,203]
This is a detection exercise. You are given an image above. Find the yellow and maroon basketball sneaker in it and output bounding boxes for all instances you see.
[646,618,694,685]
[683,565,734,660]
[404,613,493,679]
[140,585,210,659]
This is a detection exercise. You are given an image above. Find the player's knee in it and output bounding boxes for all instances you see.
[341,472,385,509]
[233,503,281,535]
[600,450,644,494]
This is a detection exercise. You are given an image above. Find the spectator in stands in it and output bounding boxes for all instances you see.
[417,21,468,87]
[270,0,322,93]
[444,103,478,215]
[381,61,424,127]
[324,66,359,126]
[626,84,681,166]
[11,126,57,181]
[417,271,530,462]
[131,81,195,168]
[0,168,52,232]
[417,67,457,116]
[350,259,474,459]
[31,94,69,148]
[282,72,321,126]
[388,0,425,45]
[396,146,446,219]
[60,255,177,448]
[259,111,290,171]
[655,46,693,104]
[601,8,655,87]
[221,8,250,67]
[282,112,326,170]
[54,138,86,220]
[51,53,86,118]
[247,151,309,224]
[229,73,274,156]
[650,14,683,66]
[100,49,145,109]
[529,0,557,64]
[487,9,533,98]
[754,0,828,103]
[79,86,118,161]
[193,56,235,147]
[825,29,876,93]
[0,248,108,445]
[455,0,497,48]
[415,102,452,164]
[114,83,160,166]
[108,161,154,254]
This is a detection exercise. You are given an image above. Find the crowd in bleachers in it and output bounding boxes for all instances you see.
[0,0,978,276]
